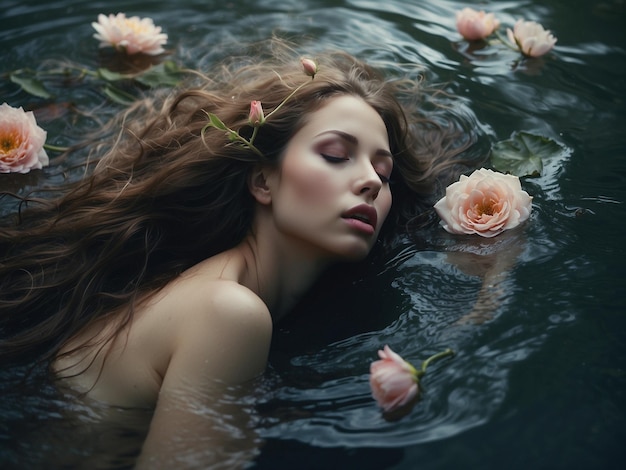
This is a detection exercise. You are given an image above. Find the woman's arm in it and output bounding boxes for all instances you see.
[135,281,273,469]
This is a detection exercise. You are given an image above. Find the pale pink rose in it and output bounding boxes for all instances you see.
[248,100,265,126]
[92,13,168,55]
[0,103,49,174]
[300,58,318,78]
[369,345,419,413]
[456,7,500,41]
[434,168,532,238]
[507,19,557,57]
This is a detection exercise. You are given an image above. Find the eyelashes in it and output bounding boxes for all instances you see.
[321,154,348,163]
[320,153,392,184]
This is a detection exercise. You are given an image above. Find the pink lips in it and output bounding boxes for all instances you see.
[342,204,378,235]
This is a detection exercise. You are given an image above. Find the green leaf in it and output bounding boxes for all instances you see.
[102,83,136,105]
[97,68,132,82]
[207,113,228,131]
[134,61,183,88]
[9,72,52,99]
[490,131,566,177]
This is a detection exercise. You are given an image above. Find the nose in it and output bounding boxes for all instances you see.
[355,162,382,201]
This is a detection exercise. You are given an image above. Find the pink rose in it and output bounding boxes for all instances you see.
[507,19,557,57]
[456,7,500,41]
[369,345,419,413]
[0,102,49,174]
[248,100,265,127]
[92,13,168,55]
[434,168,532,238]
[300,58,318,78]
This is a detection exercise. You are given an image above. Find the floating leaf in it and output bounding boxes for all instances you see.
[9,72,52,99]
[490,131,566,177]
[102,83,136,105]
[97,68,132,82]
[134,61,184,88]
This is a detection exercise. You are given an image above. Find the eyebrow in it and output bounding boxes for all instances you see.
[315,130,393,158]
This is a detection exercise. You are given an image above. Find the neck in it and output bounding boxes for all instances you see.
[236,218,333,322]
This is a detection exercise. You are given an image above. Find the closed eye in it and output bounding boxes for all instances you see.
[321,154,349,163]
[378,173,390,184]
[322,154,392,184]
[374,161,393,184]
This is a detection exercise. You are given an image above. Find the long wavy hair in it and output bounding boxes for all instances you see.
[0,42,478,366]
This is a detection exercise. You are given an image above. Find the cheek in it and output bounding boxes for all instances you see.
[379,190,393,223]
[280,158,338,204]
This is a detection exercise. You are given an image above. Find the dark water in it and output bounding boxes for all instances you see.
[1,0,625,468]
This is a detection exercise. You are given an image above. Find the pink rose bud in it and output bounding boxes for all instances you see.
[0,102,49,174]
[507,19,557,57]
[300,58,318,78]
[369,345,419,413]
[456,7,500,41]
[248,100,265,126]
[434,168,533,238]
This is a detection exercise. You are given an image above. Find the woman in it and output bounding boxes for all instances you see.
[0,44,476,467]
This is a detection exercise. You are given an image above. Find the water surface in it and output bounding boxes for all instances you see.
[1,0,625,468]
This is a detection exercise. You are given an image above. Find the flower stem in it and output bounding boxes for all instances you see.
[420,348,455,374]
[236,136,263,157]
[249,126,259,146]
[43,143,69,152]
[494,30,519,52]
[264,78,312,120]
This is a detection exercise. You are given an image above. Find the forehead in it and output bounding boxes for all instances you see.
[294,95,390,148]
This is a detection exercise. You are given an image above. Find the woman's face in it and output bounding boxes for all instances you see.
[264,95,393,261]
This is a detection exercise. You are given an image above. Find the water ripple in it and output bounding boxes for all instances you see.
[2,0,624,467]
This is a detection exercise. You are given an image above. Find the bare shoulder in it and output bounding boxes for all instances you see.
[156,277,273,386]
[162,276,272,331]
[200,278,271,318]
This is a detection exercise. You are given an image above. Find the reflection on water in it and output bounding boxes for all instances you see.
[2,0,625,469]
[261,231,531,449]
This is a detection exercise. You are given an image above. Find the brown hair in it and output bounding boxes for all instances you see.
[0,42,478,365]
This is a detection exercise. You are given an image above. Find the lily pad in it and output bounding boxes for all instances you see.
[9,72,52,99]
[490,131,566,177]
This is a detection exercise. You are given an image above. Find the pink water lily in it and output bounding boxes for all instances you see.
[0,103,49,174]
[456,7,500,41]
[507,19,557,57]
[92,13,168,55]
